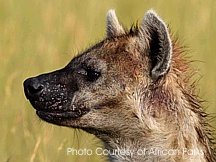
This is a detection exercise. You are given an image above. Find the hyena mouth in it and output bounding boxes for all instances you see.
[29,99,90,121]
[36,107,90,122]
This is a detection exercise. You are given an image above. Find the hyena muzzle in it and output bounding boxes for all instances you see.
[23,9,215,162]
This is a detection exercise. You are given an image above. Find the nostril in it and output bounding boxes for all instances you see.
[27,84,44,94]
[23,77,44,98]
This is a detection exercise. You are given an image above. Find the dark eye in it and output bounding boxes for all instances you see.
[78,69,100,82]
[86,69,100,82]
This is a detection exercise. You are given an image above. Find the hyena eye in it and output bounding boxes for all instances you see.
[86,69,100,82]
[77,66,100,82]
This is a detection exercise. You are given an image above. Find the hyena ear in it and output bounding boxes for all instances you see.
[106,9,125,37]
[138,10,172,81]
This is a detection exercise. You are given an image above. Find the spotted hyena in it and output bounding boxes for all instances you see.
[23,9,215,162]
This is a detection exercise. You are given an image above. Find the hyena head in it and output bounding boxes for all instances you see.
[24,10,172,138]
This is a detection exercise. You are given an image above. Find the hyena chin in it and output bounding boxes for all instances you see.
[24,9,215,162]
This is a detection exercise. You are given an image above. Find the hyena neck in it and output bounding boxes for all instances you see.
[98,126,206,162]
[95,85,210,162]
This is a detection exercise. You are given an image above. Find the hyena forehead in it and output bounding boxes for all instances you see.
[68,45,108,72]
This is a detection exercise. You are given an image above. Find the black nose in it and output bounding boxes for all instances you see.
[23,77,44,99]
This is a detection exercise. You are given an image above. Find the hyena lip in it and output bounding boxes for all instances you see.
[36,108,90,120]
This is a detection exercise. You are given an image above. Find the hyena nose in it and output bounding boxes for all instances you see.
[23,77,44,99]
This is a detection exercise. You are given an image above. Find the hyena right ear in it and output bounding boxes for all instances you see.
[106,9,125,37]
[138,10,172,81]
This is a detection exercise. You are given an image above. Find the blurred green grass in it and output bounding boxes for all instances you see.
[0,0,216,162]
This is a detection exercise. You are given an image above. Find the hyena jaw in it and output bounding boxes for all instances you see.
[23,9,216,162]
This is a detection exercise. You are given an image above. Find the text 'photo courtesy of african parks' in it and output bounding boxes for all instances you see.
[23,9,216,162]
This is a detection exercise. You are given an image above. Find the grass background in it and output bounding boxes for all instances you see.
[0,0,216,161]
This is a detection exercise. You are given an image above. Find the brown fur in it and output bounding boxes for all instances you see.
[23,10,216,162]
